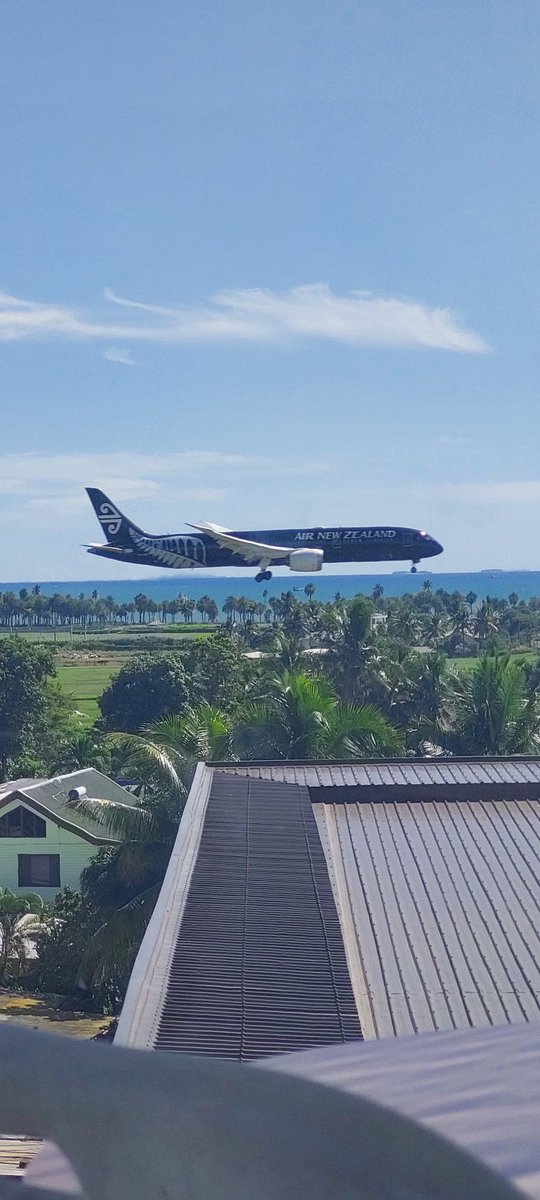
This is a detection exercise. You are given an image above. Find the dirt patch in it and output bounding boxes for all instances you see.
[0,990,108,1039]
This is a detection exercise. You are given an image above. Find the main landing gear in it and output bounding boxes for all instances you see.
[255,569,272,583]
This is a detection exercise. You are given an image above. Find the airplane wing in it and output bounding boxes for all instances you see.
[189,521,294,564]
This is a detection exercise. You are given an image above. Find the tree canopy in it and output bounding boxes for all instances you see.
[0,637,60,779]
[99,653,191,732]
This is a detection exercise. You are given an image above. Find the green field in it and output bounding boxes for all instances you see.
[54,647,540,728]
[56,663,120,723]
[451,651,537,672]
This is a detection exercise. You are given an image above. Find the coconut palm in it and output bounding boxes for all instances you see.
[473,601,499,651]
[50,729,112,775]
[0,888,45,985]
[406,652,454,751]
[386,604,424,646]
[267,633,309,674]
[62,704,231,993]
[222,595,238,621]
[452,603,472,655]
[422,611,453,649]
[323,596,378,703]
[233,672,403,760]
[449,654,540,756]
[68,702,231,845]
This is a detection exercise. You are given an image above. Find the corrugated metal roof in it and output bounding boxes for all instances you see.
[0,779,42,802]
[218,758,540,800]
[313,795,540,1039]
[153,774,362,1060]
[0,770,137,844]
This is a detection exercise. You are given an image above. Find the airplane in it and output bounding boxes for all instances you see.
[85,488,443,582]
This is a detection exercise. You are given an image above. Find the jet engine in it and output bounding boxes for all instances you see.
[288,548,324,572]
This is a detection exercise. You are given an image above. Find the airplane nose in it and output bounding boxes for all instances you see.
[427,537,443,556]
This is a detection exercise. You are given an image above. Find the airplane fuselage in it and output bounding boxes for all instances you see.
[85,487,443,576]
[87,522,442,569]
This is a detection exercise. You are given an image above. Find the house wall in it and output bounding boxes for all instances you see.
[0,800,101,898]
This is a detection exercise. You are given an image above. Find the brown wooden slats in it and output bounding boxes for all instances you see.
[154,777,361,1060]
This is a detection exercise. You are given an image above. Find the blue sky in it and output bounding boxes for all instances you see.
[2,0,540,578]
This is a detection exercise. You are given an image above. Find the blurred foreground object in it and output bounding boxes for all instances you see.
[0,1022,528,1200]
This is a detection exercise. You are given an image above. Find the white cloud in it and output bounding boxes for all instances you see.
[440,481,540,504]
[0,284,489,352]
[103,346,139,365]
[0,451,329,519]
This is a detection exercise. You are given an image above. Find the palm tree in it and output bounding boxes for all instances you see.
[465,590,477,615]
[179,598,195,624]
[63,704,231,992]
[206,599,219,624]
[267,633,309,674]
[450,654,540,756]
[452,603,471,655]
[134,593,148,624]
[473,601,499,651]
[407,652,454,751]
[0,889,45,986]
[233,672,402,760]
[387,604,423,646]
[268,597,281,623]
[323,596,377,703]
[222,596,238,622]
[133,704,231,784]
[236,597,249,623]
[50,729,112,775]
[422,610,453,649]
[196,595,214,623]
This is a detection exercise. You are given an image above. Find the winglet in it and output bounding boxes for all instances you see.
[188,520,231,534]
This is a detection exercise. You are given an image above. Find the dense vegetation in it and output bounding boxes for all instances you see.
[3,579,540,651]
[3,580,540,1013]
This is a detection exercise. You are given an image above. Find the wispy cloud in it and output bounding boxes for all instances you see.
[440,481,540,504]
[0,451,329,519]
[0,284,489,352]
[103,346,139,365]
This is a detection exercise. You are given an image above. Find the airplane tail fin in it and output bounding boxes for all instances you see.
[86,488,144,546]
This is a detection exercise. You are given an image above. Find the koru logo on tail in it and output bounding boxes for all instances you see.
[98,501,123,536]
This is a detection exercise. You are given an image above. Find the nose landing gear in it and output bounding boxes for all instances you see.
[411,562,419,573]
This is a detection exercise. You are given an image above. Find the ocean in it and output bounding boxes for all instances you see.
[4,571,540,608]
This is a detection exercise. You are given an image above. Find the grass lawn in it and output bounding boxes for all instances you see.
[56,662,119,723]
[450,651,537,672]
[13,624,215,642]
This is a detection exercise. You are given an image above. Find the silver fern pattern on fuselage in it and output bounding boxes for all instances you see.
[130,528,207,569]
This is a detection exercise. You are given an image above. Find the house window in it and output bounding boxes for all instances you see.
[18,855,60,889]
[0,806,46,838]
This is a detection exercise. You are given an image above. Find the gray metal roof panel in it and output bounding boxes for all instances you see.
[313,793,540,1039]
[0,778,42,801]
[216,758,540,803]
[0,771,136,844]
